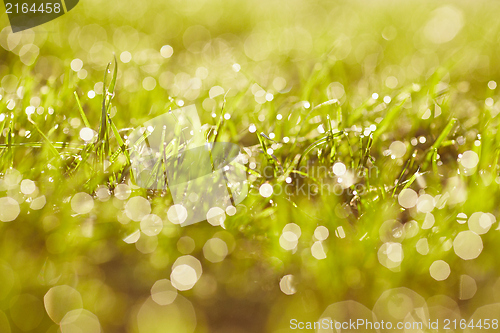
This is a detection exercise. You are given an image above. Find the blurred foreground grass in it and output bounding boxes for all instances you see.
[2,0,500,332]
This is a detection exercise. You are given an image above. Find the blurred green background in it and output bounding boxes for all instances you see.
[2,0,500,332]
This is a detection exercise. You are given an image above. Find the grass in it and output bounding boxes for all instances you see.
[2,0,500,332]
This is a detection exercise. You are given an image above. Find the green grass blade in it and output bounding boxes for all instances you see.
[74,91,91,128]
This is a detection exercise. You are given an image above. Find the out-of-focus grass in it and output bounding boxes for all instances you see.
[2,0,500,332]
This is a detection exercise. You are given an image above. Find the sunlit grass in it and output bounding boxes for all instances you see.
[2,0,500,332]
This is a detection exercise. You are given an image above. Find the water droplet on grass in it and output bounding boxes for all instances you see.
[314,226,329,241]
[460,150,479,168]
[453,230,483,260]
[203,238,228,263]
[259,183,273,197]
[71,193,94,215]
[79,127,95,142]
[124,196,150,221]
[60,309,100,333]
[279,275,296,295]
[140,214,163,236]
[20,179,35,194]
[44,285,83,324]
[398,188,418,209]
[151,279,177,305]
[167,204,188,225]
[170,256,202,291]
[206,207,225,226]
